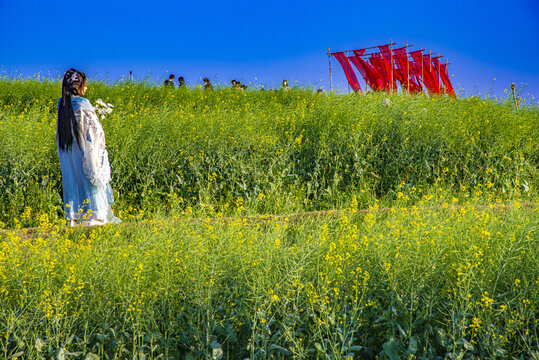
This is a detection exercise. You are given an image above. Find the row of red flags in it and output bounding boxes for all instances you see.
[331,44,455,97]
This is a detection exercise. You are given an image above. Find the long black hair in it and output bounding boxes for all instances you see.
[57,68,87,151]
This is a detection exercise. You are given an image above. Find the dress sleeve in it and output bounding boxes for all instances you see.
[78,108,112,187]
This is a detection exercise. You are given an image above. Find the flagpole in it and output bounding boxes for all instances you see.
[346,49,351,94]
[429,49,433,95]
[390,38,394,93]
[406,41,410,96]
[353,44,411,59]
[361,42,396,51]
[421,51,424,95]
[328,47,333,92]
[409,48,425,94]
[444,58,449,96]
[438,57,441,94]
[445,58,450,96]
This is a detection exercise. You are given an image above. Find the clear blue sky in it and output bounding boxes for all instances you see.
[1,0,537,100]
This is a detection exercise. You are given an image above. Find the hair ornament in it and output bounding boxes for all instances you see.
[70,72,79,83]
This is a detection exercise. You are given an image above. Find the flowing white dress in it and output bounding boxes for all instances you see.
[57,96,121,225]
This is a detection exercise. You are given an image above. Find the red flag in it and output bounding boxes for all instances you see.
[354,49,384,90]
[410,50,438,95]
[378,45,397,91]
[408,50,425,89]
[424,54,441,94]
[393,47,421,93]
[369,53,389,90]
[332,52,362,93]
[348,57,370,87]
[349,49,382,91]
[431,57,444,94]
[439,63,456,97]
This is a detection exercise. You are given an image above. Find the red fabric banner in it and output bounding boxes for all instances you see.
[439,63,456,97]
[378,45,397,91]
[328,43,453,96]
[408,50,425,89]
[410,50,438,94]
[369,53,389,90]
[348,57,370,87]
[424,54,441,93]
[349,49,382,91]
[431,57,444,94]
[348,49,369,84]
[389,49,405,84]
[393,47,421,93]
[332,51,362,93]
[354,50,384,91]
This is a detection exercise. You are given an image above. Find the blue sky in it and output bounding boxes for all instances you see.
[1,0,537,100]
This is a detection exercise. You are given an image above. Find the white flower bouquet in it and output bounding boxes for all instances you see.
[94,99,114,119]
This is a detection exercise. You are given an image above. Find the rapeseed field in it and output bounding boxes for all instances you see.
[0,79,537,358]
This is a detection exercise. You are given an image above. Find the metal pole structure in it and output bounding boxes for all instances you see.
[328,47,333,92]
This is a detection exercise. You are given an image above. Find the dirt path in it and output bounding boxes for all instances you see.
[1,201,536,240]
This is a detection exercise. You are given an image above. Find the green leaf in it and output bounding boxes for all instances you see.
[269,344,292,356]
[8,351,24,359]
[396,323,407,338]
[461,338,475,351]
[349,345,363,352]
[226,324,237,343]
[143,333,161,343]
[406,337,418,355]
[382,337,401,360]
[65,351,83,357]
[254,349,266,359]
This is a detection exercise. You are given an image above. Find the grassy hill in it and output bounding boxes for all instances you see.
[0,80,536,226]
[0,79,537,358]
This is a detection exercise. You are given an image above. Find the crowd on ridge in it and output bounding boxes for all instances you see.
[163,74,297,92]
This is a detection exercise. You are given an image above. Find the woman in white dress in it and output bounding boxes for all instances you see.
[57,68,121,226]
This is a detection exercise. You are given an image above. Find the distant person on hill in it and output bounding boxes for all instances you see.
[235,81,247,91]
[317,88,323,96]
[57,68,121,226]
[203,78,213,91]
[177,76,186,89]
[281,80,290,92]
[231,79,238,89]
[164,74,175,88]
